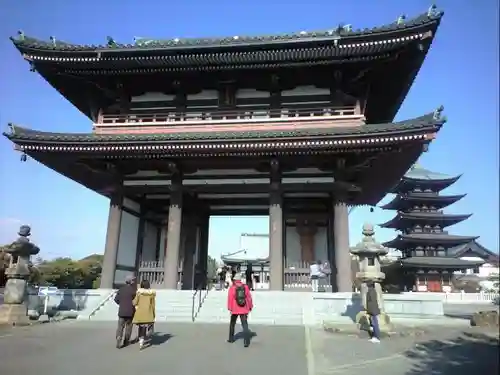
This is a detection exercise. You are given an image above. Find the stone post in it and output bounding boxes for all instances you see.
[0,225,40,325]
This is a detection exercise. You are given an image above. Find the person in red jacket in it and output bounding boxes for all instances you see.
[227,273,253,347]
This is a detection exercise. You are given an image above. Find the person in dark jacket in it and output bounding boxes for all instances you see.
[114,275,137,348]
[365,282,381,343]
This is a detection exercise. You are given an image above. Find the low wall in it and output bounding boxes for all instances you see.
[308,292,444,325]
[27,289,114,319]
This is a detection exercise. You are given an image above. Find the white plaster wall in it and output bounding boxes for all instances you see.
[285,227,301,263]
[284,226,328,263]
[116,211,139,268]
[235,89,270,98]
[281,85,330,96]
[131,92,175,102]
[123,197,141,213]
[453,257,500,277]
[141,221,158,262]
[186,90,218,100]
[315,227,328,262]
[238,234,269,260]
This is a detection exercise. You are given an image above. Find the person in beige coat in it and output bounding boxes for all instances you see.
[132,280,156,349]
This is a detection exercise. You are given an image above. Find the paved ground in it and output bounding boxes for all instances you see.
[0,321,498,375]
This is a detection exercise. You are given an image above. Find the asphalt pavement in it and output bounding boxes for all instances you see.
[0,321,497,375]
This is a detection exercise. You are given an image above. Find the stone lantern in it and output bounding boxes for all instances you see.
[350,223,391,332]
[0,225,40,324]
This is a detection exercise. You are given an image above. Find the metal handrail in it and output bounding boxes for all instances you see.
[100,105,357,124]
[191,283,209,322]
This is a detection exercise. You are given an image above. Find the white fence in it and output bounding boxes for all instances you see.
[404,291,499,304]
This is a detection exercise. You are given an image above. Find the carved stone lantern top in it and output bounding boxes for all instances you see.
[5,225,40,258]
[350,223,388,256]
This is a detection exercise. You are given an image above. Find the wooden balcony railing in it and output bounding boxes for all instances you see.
[98,106,358,126]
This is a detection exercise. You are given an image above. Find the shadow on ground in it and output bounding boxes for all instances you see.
[403,331,499,375]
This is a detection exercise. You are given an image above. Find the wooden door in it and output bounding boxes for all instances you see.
[427,279,442,292]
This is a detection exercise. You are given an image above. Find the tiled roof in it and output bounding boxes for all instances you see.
[11,8,443,52]
[405,164,457,181]
[383,233,479,249]
[399,256,484,269]
[4,112,444,144]
[380,193,466,210]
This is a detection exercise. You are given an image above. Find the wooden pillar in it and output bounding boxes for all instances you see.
[296,218,317,263]
[269,161,283,290]
[100,192,123,289]
[333,200,351,292]
[163,177,183,289]
[198,213,210,289]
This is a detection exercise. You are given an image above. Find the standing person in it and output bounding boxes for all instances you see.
[245,263,254,291]
[132,279,156,350]
[366,282,381,343]
[319,260,332,292]
[309,260,322,292]
[218,266,226,290]
[114,275,137,349]
[227,273,253,347]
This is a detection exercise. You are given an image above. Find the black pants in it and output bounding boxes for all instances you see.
[229,314,250,345]
[116,317,133,342]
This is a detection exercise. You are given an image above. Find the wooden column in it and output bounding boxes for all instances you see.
[333,200,351,292]
[296,218,317,263]
[198,213,210,289]
[100,192,123,289]
[269,161,283,290]
[163,176,183,289]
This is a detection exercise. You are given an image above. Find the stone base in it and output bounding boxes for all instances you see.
[322,320,427,338]
[0,304,30,325]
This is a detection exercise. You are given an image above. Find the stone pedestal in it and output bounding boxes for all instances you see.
[0,304,30,325]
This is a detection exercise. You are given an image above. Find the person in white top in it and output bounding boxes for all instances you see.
[309,260,322,292]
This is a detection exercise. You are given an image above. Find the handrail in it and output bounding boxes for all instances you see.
[99,106,357,125]
[191,283,209,322]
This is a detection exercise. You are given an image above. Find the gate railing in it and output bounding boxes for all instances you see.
[284,261,332,291]
[138,261,181,289]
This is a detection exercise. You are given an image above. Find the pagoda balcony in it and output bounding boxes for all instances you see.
[94,106,363,134]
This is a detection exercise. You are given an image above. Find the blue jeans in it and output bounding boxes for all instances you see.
[370,315,380,339]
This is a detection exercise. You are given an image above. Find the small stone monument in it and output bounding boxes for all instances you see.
[0,225,40,325]
[350,223,392,333]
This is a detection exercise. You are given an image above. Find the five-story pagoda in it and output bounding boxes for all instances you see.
[4,7,446,291]
[380,165,483,292]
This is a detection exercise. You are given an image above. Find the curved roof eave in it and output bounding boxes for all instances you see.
[10,9,443,55]
[379,212,473,229]
[2,110,445,146]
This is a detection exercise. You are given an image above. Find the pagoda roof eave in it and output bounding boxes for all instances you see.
[448,240,499,262]
[379,212,472,229]
[383,234,479,249]
[10,10,442,55]
[390,175,461,193]
[3,112,444,149]
[399,256,484,269]
[380,193,466,210]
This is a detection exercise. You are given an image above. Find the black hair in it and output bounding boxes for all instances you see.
[140,279,151,289]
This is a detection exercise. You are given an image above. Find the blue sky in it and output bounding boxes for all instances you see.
[0,0,498,260]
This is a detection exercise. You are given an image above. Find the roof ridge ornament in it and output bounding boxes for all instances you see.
[397,15,406,25]
[433,105,444,120]
[17,30,25,41]
[427,4,439,17]
[50,36,56,47]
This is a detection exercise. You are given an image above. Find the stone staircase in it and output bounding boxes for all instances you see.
[195,291,309,325]
[90,290,196,322]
